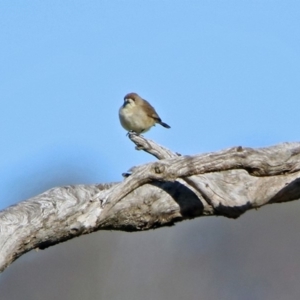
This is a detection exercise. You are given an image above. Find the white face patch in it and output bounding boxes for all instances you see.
[124,98,136,108]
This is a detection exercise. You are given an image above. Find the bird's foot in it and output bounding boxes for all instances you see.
[126,130,141,137]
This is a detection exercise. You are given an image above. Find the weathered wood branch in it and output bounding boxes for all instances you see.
[0,135,300,273]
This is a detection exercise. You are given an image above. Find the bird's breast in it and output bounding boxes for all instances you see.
[119,105,154,133]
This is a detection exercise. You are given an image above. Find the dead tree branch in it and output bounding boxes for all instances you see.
[0,134,300,272]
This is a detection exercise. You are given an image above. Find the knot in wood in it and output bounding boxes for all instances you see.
[154,163,165,174]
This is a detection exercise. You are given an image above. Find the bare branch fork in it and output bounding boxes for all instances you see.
[1,135,300,273]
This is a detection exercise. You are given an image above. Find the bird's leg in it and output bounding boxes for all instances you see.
[126,130,136,136]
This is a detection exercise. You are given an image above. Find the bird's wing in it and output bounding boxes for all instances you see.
[142,99,162,122]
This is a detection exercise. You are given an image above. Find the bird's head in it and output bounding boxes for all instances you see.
[123,92,142,107]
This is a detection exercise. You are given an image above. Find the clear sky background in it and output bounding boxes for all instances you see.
[1,1,300,299]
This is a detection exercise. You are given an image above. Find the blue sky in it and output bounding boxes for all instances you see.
[0,1,299,209]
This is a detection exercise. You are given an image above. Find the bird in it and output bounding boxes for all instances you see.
[119,92,171,135]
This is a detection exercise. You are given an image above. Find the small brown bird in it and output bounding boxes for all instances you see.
[119,92,171,134]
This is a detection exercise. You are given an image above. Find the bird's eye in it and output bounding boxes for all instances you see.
[124,97,134,102]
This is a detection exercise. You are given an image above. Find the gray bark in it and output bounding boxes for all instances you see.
[0,134,300,272]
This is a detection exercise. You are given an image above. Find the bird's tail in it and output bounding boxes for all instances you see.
[159,121,171,129]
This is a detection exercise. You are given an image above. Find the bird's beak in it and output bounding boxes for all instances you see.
[123,99,129,107]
